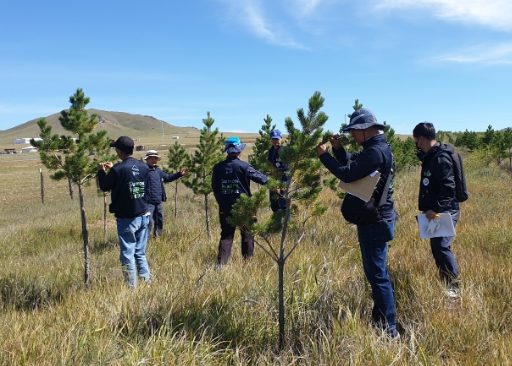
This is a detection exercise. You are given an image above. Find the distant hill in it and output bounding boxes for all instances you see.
[0,110,202,150]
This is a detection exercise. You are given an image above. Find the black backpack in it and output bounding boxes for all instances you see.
[437,151,468,203]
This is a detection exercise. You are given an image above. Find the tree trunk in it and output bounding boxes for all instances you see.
[204,193,211,241]
[174,183,178,219]
[68,178,74,199]
[278,257,286,350]
[78,183,90,289]
[39,168,45,204]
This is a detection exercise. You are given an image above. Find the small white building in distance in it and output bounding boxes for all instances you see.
[14,138,31,144]
[21,146,39,153]
[14,138,43,144]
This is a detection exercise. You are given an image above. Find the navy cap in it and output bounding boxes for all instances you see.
[342,109,385,132]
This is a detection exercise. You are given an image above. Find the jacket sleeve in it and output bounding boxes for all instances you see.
[319,147,382,183]
[332,146,354,165]
[212,168,221,203]
[248,165,268,185]
[431,154,457,212]
[98,169,117,192]
[160,169,182,183]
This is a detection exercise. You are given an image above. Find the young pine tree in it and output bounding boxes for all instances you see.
[250,114,276,173]
[229,91,329,349]
[339,99,363,152]
[167,141,191,218]
[30,88,115,288]
[183,112,225,241]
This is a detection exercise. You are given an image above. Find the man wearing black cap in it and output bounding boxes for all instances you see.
[212,136,268,266]
[267,129,289,213]
[316,109,399,339]
[98,136,151,287]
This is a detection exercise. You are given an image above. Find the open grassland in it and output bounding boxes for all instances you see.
[1,151,512,365]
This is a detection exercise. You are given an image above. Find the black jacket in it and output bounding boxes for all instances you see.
[146,166,183,204]
[319,133,396,223]
[417,142,460,213]
[98,157,150,218]
[212,155,268,213]
[267,146,289,181]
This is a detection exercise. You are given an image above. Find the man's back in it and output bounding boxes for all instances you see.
[109,157,150,218]
[212,156,267,212]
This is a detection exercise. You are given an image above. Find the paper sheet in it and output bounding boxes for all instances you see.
[417,213,456,239]
[338,171,381,202]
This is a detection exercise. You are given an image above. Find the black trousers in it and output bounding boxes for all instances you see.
[269,190,286,213]
[217,211,254,264]
[430,212,460,286]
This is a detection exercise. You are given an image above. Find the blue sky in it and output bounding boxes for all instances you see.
[1,0,511,135]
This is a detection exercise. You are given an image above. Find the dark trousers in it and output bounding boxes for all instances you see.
[269,189,286,212]
[430,214,459,286]
[147,203,163,237]
[217,211,254,264]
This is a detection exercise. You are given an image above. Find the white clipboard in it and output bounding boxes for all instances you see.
[338,171,381,202]
[417,213,456,239]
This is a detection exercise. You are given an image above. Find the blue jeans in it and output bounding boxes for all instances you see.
[117,215,150,287]
[147,203,164,237]
[357,220,397,332]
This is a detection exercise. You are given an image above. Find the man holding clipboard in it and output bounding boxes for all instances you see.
[316,108,399,339]
[413,122,461,298]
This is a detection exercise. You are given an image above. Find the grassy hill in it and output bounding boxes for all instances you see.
[0,110,199,150]
[0,109,262,153]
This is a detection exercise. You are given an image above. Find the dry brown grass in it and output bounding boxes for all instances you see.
[1,151,512,365]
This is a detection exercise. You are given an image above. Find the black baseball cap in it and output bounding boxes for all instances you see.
[110,136,134,153]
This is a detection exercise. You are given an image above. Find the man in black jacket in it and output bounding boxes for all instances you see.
[212,136,268,265]
[98,136,151,287]
[144,150,188,238]
[413,122,460,297]
[317,109,399,339]
[267,129,289,212]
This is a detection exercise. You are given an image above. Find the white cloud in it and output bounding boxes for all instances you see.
[374,0,512,31]
[432,43,512,65]
[215,0,309,49]
[295,0,324,15]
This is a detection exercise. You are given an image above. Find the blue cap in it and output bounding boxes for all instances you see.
[225,136,246,154]
[342,109,385,132]
[270,129,282,139]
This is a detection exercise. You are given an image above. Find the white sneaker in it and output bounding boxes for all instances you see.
[446,288,459,298]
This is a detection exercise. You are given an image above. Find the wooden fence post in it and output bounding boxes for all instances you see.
[39,168,45,204]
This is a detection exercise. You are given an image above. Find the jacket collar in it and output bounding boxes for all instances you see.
[361,133,386,149]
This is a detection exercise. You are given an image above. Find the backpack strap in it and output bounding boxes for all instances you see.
[374,144,394,208]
